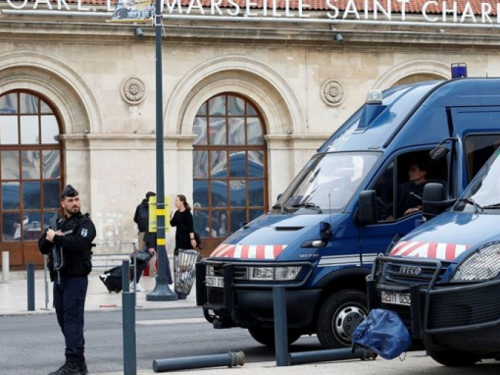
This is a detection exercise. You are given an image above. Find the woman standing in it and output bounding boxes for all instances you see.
[170,194,196,253]
[170,194,197,299]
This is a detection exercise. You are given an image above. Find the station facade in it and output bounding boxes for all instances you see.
[1,0,499,267]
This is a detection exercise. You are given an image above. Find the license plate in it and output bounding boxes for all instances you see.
[381,291,411,306]
[205,276,224,288]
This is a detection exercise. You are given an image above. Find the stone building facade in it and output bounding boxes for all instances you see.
[1,1,500,267]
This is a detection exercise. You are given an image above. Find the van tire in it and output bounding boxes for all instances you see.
[428,350,480,367]
[316,289,368,348]
[248,327,301,348]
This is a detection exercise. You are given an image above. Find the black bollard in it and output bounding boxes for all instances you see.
[153,351,245,373]
[27,262,35,311]
[289,348,372,365]
[273,286,289,366]
[122,291,136,375]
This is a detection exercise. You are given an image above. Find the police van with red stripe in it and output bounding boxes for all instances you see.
[196,65,500,349]
[368,148,500,366]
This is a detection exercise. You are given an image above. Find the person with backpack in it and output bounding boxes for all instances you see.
[133,191,157,277]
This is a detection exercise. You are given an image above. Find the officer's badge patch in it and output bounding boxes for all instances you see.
[81,228,88,237]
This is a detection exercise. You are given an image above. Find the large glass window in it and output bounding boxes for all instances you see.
[0,91,62,242]
[193,94,267,240]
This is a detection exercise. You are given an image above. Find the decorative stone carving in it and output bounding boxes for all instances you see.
[321,79,345,107]
[121,76,146,104]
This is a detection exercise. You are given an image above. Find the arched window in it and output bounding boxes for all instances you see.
[192,93,267,250]
[0,91,63,266]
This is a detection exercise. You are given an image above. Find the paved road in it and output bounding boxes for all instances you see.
[0,307,318,374]
[3,307,500,375]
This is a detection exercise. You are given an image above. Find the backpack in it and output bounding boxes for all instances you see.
[351,309,412,359]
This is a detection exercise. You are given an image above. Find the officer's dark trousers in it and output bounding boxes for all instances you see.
[53,276,88,363]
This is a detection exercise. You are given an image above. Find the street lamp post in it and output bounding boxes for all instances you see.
[146,0,177,301]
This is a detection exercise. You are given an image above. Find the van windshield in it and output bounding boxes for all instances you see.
[272,152,380,214]
[455,150,500,213]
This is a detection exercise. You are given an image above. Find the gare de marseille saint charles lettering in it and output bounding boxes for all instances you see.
[5,0,500,24]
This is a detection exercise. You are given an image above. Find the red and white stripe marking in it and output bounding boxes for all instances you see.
[390,241,470,261]
[210,244,287,259]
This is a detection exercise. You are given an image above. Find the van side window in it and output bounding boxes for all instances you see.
[371,150,448,221]
[464,135,500,183]
[394,150,448,220]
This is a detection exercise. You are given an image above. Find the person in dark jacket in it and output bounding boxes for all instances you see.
[134,229,173,286]
[129,240,156,292]
[170,194,197,298]
[133,191,157,277]
[170,194,196,254]
[396,161,429,218]
[38,185,96,375]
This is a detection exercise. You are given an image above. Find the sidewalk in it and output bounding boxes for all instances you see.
[0,269,196,316]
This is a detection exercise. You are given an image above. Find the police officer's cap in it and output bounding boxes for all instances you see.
[145,191,156,199]
[61,184,79,198]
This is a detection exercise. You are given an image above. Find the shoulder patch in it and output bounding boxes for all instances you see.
[81,228,88,237]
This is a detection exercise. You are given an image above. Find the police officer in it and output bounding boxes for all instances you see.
[396,161,429,218]
[38,185,96,375]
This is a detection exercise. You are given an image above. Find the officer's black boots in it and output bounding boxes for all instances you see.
[47,361,81,375]
[79,361,89,375]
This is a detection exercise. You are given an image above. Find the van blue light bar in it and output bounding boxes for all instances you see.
[451,63,467,78]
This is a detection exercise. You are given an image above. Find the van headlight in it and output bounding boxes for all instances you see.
[452,242,500,282]
[246,266,302,281]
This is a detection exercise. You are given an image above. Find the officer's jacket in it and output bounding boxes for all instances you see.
[38,212,96,280]
[396,181,427,218]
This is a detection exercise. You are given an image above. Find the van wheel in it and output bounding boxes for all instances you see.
[248,327,301,348]
[428,350,480,367]
[316,289,368,348]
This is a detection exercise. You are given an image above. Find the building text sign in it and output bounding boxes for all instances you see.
[4,0,500,25]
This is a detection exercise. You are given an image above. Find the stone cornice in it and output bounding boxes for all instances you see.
[61,133,197,150]
[265,134,329,141]
[60,133,326,150]
[265,133,328,150]
[2,15,500,49]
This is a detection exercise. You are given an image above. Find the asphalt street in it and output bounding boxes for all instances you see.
[3,308,500,375]
[2,271,500,375]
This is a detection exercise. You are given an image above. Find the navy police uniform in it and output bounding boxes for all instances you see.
[396,181,427,218]
[38,185,96,375]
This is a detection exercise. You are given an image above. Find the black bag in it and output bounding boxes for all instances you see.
[99,266,123,293]
[193,231,202,250]
[131,250,152,265]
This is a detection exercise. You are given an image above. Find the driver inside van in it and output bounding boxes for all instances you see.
[396,161,429,217]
